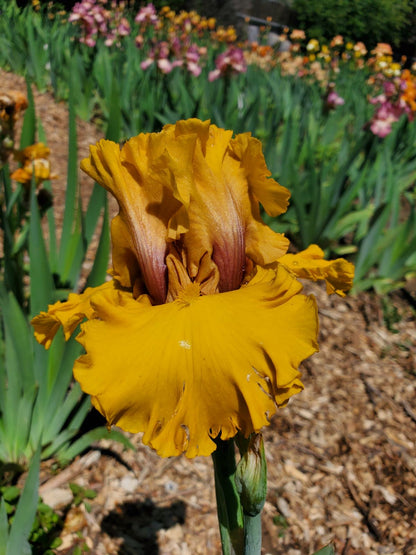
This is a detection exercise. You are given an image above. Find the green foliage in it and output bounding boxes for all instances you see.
[293,0,413,48]
[0,82,133,467]
[69,483,97,513]
[0,470,104,554]
[312,545,335,555]
[1,481,63,555]
[0,449,40,555]
[30,502,62,555]
[1,1,416,294]
[0,72,134,555]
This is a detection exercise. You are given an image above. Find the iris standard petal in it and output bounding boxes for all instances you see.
[163,123,252,291]
[279,244,355,296]
[73,265,318,458]
[81,137,181,303]
[230,133,291,217]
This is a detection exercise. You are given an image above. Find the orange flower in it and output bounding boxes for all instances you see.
[330,35,343,48]
[401,69,416,112]
[290,29,305,41]
[0,91,28,164]
[371,43,393,57]
[0,90,28,120]
[353,42,367,57]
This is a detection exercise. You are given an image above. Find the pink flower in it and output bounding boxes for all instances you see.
[117,17,131,37]
[208,47,247,81]
[187,61,202,77]
[369,100,406,137]
[141,57,154,70]
[69,0,131,47]
[157,56,183,74]
[370,112,396,137]
[157,58,174,73]
[370,93,387,105]
[135,3,158,25]
[84,36,97,47]
[383,81,396,97]
[208,69,221,82]
[185,45,202,76]
[368,77,412,137]
[326,90,345,110]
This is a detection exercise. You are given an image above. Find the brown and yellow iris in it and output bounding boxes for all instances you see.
[32,119,353,458]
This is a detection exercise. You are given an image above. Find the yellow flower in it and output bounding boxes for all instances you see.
[32,119,353,458]
[279,245,354,296]
[306,39,319,52]
[11,142,57,185]
[353,42,367,57]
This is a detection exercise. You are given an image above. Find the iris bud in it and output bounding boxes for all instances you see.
[235,433,267,516]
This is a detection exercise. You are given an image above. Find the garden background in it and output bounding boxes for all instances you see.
[0,0,415,553]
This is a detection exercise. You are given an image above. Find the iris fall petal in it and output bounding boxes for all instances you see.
[74,265,318,458]
[32,281,116,348]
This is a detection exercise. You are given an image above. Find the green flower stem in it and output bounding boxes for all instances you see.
[212,438,244,555]
[243,512,262,554]
[212,435,267,555]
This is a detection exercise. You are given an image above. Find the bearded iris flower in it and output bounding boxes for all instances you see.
[11,143,57,186]
[32,119,353,459]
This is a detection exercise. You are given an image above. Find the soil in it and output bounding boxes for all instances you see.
[1,68,416,555]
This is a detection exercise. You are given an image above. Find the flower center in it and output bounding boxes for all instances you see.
[176,282,201,305]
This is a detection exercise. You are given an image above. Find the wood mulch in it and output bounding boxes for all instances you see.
[1,68,416,554]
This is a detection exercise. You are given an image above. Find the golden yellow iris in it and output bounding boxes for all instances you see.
[32,119,354,457]
[11,143,57,185]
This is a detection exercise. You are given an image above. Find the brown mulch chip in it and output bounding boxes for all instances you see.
[2,69,416,554]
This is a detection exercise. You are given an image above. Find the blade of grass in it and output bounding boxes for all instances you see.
[29,177,54,318]
[57,80,79,282]
[20,78,36,149]
[85,197,110,288]
[6,447,40,555]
